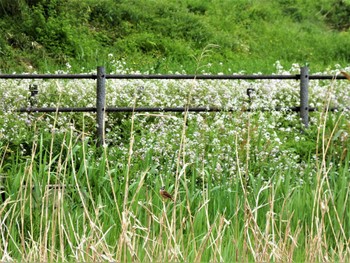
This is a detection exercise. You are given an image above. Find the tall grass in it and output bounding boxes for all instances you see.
[1,64,350,261]
[1,110,349,261]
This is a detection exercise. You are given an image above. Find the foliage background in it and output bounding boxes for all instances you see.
[0,0,350,73]
[1,1,350,262]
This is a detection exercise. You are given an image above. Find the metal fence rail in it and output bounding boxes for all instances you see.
[0,66,348,146]
[0,73,346,80]
[17,106,305,113]
[18,106,345,113]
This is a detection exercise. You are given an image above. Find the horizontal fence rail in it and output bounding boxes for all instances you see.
[0,74,347,80]
[1,66,348,146]
[18,106,347,113]
[18,106,304,113]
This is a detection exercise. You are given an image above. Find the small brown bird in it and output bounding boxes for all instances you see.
[160,186,174,201]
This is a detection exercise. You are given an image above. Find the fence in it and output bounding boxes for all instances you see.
[0,66,348,146]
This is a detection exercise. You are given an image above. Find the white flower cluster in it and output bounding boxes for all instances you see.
[1,60,349,181]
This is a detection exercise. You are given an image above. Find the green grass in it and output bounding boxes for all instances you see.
[1,23,350,260]
[1,95,350,261]
[0,0,349,73]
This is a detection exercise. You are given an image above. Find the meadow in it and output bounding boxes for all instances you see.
[0,58,350,262]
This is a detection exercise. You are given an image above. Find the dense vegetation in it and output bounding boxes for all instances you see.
[1,0,350,262]
[1,61,350,262]
[0,0,350,73]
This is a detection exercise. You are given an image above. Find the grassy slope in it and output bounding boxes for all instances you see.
[0,0,349,73]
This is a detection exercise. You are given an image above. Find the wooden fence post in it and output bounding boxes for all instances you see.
[300,66,309,128]
[96,66,106,146]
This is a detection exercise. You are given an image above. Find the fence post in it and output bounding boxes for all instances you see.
[29,84,38,106]
[96,66,106,146]
[300,66,309,128]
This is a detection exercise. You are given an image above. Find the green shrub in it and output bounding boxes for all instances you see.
[0,0,350,73]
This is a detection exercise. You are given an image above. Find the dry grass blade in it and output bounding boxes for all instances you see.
[1,61,350,261]
[340,71,350,81]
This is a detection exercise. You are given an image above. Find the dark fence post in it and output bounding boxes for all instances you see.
[96,66,106,146]
[29,84,38,106]
[300,66,309,128]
